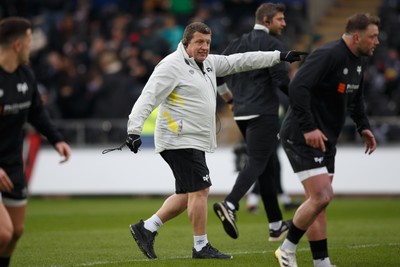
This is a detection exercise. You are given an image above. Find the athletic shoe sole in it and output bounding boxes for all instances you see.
[213,202,238,239]
[275,247,298,267]
[129,224,157,259]
[269,224,289,242]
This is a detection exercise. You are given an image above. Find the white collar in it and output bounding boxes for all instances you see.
[254,24,269,34]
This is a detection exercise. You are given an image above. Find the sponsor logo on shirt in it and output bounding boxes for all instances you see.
[337,83,346,93]
[346,84,359,93]
[337,83,359,94]
[2,100,31,115]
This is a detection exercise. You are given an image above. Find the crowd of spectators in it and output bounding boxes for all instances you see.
[0,0,399,143]
[0,0,307,119]
[362,0,400,142]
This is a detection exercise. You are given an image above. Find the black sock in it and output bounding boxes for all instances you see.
[0,257,11,267]
[286,222,306,245]
[309,239,329,260]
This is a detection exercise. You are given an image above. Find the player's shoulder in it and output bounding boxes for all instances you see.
[311,39,346,62]
[259,31,285,50]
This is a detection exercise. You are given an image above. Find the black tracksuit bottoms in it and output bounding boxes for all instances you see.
[225,114,283,223]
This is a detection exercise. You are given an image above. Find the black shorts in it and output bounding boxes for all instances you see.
[281,138,336,174]
[160,149,212,194]
[1,165,28,203]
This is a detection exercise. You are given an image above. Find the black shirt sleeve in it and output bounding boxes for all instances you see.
[347,71,371,134]
[24,66,64,145]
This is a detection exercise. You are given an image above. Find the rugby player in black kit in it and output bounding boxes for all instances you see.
[0,17,71,267]
[275,14,378,267]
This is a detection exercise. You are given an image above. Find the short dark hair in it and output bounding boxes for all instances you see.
[255,3,285,24]
[182,22,211,46]
[0,17,32,46]
[345,13,380,34]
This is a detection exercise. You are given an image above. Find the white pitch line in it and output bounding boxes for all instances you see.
[49,242,400,267]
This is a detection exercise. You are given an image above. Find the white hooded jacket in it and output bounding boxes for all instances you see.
[127,42,281,153]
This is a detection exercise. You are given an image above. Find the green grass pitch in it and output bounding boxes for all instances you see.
[12,196,400,266]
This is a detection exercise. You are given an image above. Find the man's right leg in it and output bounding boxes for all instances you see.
[293,173,333,229]
[0,202,13,267]
[276,173,333,267]
[130,193,188,259]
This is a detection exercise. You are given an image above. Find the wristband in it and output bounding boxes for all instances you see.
[226,98,233,104]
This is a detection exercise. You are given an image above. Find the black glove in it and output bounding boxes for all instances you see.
[126,134,142,153]
[280,50,308,63]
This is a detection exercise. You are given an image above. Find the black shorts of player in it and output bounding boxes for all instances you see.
[160,148,212,194]
[281,139,336,174]
[1,164,28,201]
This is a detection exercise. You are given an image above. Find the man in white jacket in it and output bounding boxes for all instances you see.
[126,21,305,260]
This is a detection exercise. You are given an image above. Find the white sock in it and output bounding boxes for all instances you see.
[281,238,297,253]
[225,201,236,210]
[144,214,163,233]
[269,220,282,231]
[313,257,332,267]
[194,234,208,251]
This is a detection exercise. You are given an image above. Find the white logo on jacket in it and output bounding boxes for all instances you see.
[357,66,362,75]
[17,83,29,94]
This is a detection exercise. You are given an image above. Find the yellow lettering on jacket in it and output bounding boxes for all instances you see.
[169,92,184,107]
[162,111,179,134]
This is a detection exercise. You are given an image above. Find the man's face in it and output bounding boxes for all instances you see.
[357,24,379,57]
[185,32,211,62]
[267,12,286,36]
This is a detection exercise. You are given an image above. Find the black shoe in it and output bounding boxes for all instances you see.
[213,201,238,239]
[269,220,291,242]
[192,243,233,259]
[129,220,158,259]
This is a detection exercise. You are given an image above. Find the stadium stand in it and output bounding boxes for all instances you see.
[0,0,398,145]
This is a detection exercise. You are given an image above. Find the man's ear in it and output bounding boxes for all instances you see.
[13,39,22,52]
[352,32,360,44]
[264,16,270,25]
[182,38,188,46]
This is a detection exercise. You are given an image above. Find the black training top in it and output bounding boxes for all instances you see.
[280,39,371,147]
[0,65,64,167]
[221,28,290,117]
